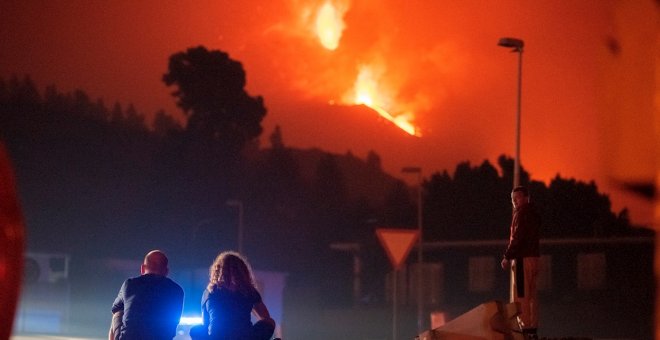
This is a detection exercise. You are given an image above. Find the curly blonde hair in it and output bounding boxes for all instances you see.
[207,251,257,295]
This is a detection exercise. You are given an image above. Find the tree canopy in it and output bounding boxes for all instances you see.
[163,46,266,156]
[422,157,647,242]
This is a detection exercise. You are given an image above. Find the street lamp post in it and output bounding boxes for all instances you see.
[498,37,524,306]
[498,37,524,188]
[226,200,244,253]
[401,166,423,334]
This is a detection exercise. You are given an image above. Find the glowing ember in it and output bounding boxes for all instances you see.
[315,1,346,50]
[349,65,420,136]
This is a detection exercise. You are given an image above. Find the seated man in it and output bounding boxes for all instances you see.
[110,250,184,340]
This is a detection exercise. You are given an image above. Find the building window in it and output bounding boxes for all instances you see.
[386,263,445,306]
[468,256,495,292]
[577,252,606,290]
[409,262,444,306]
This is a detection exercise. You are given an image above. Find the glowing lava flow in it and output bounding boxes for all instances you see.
[351,65,419,136]
[362,101,418,136]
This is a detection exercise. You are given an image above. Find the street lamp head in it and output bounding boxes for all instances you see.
[498,37,524,52]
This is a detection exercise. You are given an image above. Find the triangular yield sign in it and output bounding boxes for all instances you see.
[376,228,419,270]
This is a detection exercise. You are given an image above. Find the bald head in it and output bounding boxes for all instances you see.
[141,250,169,276]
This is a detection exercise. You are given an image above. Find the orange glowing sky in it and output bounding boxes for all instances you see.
[1,1,657,224]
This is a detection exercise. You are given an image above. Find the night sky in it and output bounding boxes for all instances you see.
[1,0,657,224]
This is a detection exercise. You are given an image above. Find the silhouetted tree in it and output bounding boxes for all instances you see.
[366,150,381,171]
[250,126,304,213]
[497,154,530,188]
[382,180,415,227]
[313,154,346,213]
[543,176,620,237]
[0,78,7,103]
[424,170,456,240]
[423,155,644,242]
[0,76,159,257]
[8,75,40,108]
[269,125,285,150]
[109,102,123,124]
[153,110,183,137]
[162,46,266,157]
[122,103,146,131]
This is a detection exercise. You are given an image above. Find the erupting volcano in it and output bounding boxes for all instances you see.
[310,0,421,137]
[0,0,655,225]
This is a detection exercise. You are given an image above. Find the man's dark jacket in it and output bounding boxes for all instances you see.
[504,203,541,260]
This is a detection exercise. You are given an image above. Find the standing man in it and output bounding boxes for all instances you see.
[501,186,541,339]
[110,250,184,340]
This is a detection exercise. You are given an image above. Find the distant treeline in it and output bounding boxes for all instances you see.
[0,48,650,307]
[0,73,407,300]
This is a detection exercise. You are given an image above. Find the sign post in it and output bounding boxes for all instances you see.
[376,228,420,340]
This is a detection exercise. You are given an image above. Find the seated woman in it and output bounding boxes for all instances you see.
[196,251,276,340]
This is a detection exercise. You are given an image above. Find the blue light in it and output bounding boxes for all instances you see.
[179,315,203,326]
